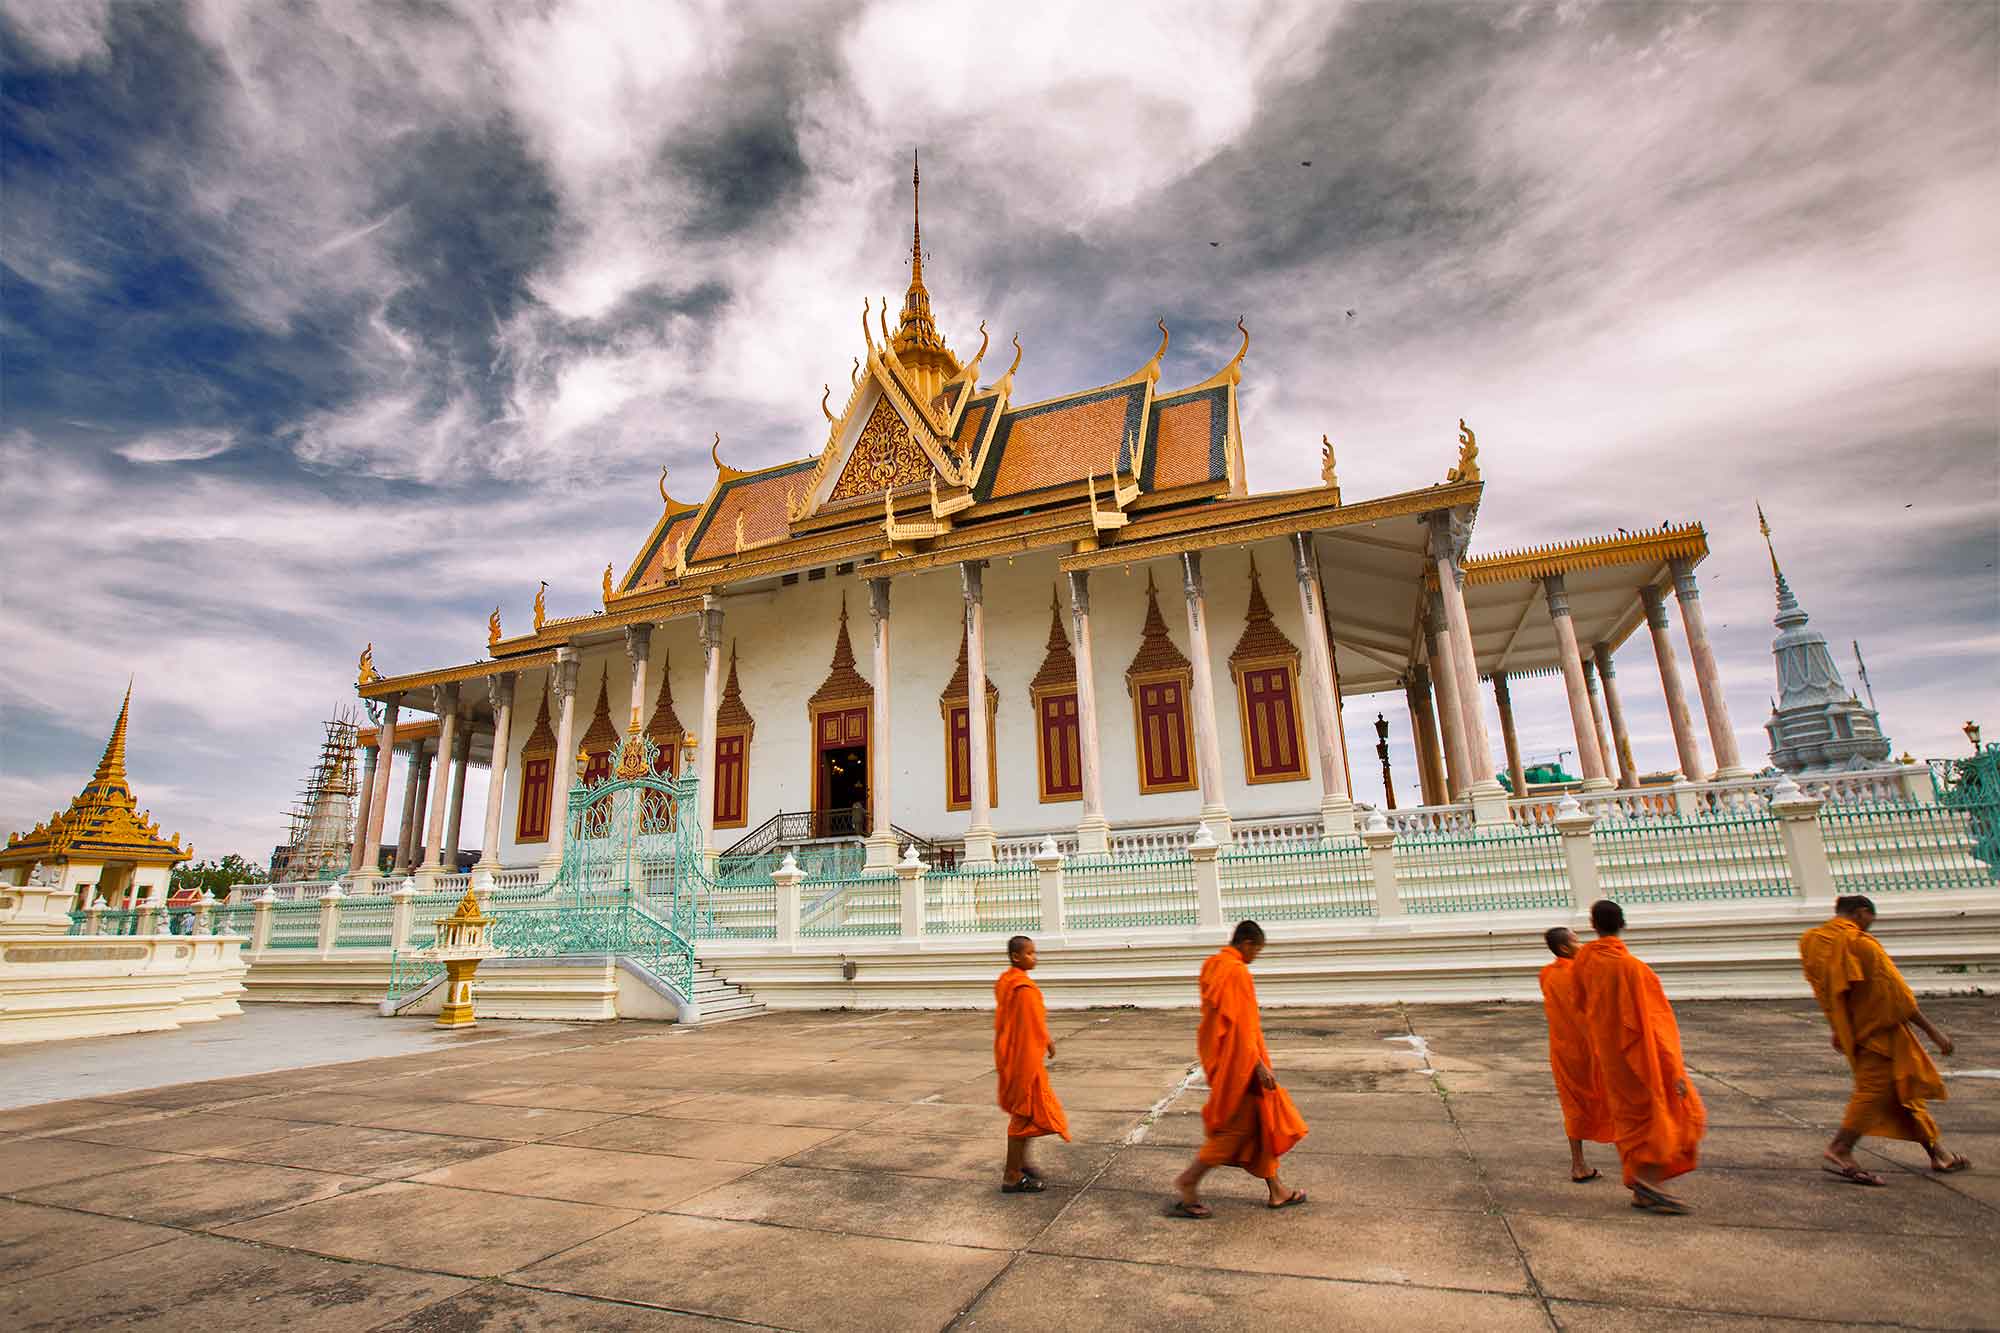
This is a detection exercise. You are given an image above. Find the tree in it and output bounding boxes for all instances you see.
[170,854,267,898]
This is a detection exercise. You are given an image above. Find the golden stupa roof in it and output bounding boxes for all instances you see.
[2,685,191,869]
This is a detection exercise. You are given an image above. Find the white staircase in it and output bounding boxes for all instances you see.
[692,963,764,1025]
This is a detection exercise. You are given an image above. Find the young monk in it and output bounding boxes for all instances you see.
[1800,895,1970,1183]
[1172,920,1310,1217]
[1541,925,1613,1183]
[995,935,1069,1192]
[1573,900,1707,1215]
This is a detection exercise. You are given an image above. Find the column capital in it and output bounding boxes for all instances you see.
[866,576,891,632]
[550,653,580,704]
[1426,509,1472,568]
[1542,573,1572,619]
[958,559,986,605]
[1641,582,1671,625]
[429,682,459,716]
[1592,644,1616,678]
[1065,568,1091,617]
[1291,531,1317,589]
[697,604,724,652]
[1180,550,1205,601]
[481,670,515,711]
[1669,555,1700,601]
[623,623,653,664]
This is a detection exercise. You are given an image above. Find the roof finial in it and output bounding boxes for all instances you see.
[94,681,134,788]
[1757,501,1782,581]
[910,148,923,291]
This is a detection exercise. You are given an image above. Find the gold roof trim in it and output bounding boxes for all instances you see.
[1463,522,1707,585]
[359,649,559,701]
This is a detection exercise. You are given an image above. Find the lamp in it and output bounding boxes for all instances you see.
[1373,712,1396,810]
[1967,721,1983,753]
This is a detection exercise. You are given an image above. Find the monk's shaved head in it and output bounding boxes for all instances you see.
[1589,899,1626,936]
[1231,920,1266,947]
[1545,926,1578,957]
[1007,935,1033,957]
[1835,895,1877,918]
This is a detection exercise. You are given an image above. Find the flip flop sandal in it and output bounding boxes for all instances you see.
[1019,1164,1045,1181]
[1000,1176,1046,1193]
[1632,1183,1691,1214]
[1167,1199,1212,1219]
[1930,1155,1972,1174]
[1821,1163,1887,1187]
[1570,1169,1602,1184]
[1267,1190,1308,1210]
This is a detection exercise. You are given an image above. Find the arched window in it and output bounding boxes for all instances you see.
[713,644,754,829]
[1230,562,1308,784]
[1028,595,1081,802]
[1126,574,1197,795]
[514,683,556,842]
[940,622,998,812]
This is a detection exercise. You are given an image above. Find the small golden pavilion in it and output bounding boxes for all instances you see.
[3,685,191,905]
[343,161,1750,882]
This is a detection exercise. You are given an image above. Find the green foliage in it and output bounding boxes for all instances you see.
[170,854,267,897]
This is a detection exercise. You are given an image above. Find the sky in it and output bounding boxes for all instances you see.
[2,0,1995,863]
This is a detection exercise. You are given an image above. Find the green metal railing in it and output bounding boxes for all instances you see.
[1394,825,1571,914]
[213,903,257,938]
[1821,799,2000,895]
[696,856,779,939]
[333,896,395,949]
[799,872,899,938]
[386,900,698,1003]
[1594,813,1795,903]
[1220,842,1374,921]
[1063,853,1198,929]
[926,863,1040,935]
[265,901,322,949]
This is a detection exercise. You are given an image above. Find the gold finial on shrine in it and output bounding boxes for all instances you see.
[602,562,614,606]
[1134,319,1170,383]
[963,319,990,379]
[533,582,547,632]
[658,464,671,506]
[488,607,501,649]
[1757,501,1783,580]
[988,333,1023,397]
[1446,418,1480,484]
[357,644,379,686]
[1320,434,1341,503]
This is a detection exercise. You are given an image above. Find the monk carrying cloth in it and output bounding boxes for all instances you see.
[995,936,1069,1192]
[1574,900,1707,1215]
[1800,895,1970,1184]
[1541,926,1613,1183]
[1172,921,1309,1217]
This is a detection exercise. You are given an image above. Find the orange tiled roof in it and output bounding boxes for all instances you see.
[686,460,818,563]
[974,383,1147,502]
[1145,384,1230,491]
[628,511,697,590]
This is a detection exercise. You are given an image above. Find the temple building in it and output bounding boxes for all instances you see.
[2,685,192,905]
[1758,507,1892,773]
[344,162,1756,881]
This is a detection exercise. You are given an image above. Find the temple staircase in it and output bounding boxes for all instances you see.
[690,962,764,1025]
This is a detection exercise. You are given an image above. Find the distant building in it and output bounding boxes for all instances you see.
[1759,508,1891,773]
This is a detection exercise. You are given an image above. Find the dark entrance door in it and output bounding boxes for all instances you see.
[813,703,870,837]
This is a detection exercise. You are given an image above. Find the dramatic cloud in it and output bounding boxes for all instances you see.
[2,0,1994,857]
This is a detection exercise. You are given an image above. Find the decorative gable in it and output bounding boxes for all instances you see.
[828,396,934,503]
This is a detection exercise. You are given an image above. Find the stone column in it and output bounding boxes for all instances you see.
[1405,668,1447,806]
[624,624,652,734]
[349,743,379,874]
[1066,571,1109,855]
[393,746,423,873]
[443,720,472,866]
[961,562,997,863]
[1670,556,1749,779]
[540,649,580,871]
[1179,553,1233,845]
[1493,672,1527,798]
[865,579,898,869]
[476,672,516,871]
[1291,533,1354,836]
[1544,575,1610,790]
[357,697,401,884]
[1429,514,1501,818]
[1592,646,1638,790]
[697,599,724,859]
[1424,596,1468,800]
[1582,660,1617,794]
[1641,584,1707,781]
[422,685,460,874]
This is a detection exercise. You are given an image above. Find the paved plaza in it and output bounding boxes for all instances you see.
[2,996,1995,1331]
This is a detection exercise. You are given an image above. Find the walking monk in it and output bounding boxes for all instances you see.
[995,936,1068,1192]
[1574,900,1707,1214]
[1541,926,1612,1182]
[1800,895,1970,1184]
[1172,921,1309,1217]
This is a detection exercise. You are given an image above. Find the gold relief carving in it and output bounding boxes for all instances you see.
[828,396,932,502]
[1447,418,1480,483]
[357,644,379,686]
[488,608,502,649]
[602,562,614,606]
[533,582,548,631]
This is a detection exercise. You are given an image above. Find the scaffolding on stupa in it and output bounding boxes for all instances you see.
[276,709,361,881]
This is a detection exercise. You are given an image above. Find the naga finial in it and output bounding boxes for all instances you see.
[987,332,1023,396]
[488,607,502,648]
[965,319,990,374]
[357,643,378,686]
[861,297,875,352]
[821,384,834,424]
[602,562,614,606]
[850,355,861,387]
[658,463,671,506]
[1135,318,1170,382]
[710,432,724,472]
[1320,434,1341,503]
[880,295,892,342]
[1446,418,1480,484]
[1220,317,1249,382]
[533,581,547,632]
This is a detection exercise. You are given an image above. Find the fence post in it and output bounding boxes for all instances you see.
[1031,835,1066,935]
[472,866,494,911]
[772,851,803,947]
[1553,795,1601,906]
[897,844,928,940]
[83,898,104,936]
[1189,823,1223,930]
[1671,782,1702,820]
[193,890,216,936]
[1769,776,1833,903]
[316,884,345,957]
[134,895,158,936]
[252,887,276,952]
[1360,809,1401,918]
[389,879,417,952]
[1895,762,1933,804]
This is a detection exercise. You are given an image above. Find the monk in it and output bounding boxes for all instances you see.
[1541,925,1613,1182]
[1573,899,1707,1214]
[1172,920,1310,1217]
[1800,895,1970,1184]
[995,935,1069,1192]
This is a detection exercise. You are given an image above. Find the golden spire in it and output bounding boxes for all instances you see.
[887,151,958,399]
[1757,501,1782,580]
[93,680,134,793]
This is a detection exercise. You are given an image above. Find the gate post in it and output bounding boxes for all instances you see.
[1360,809,1402,918]
[1190,824,1223,930]
[772,852,803,946]
[1769,777,1833,902]
[317,883,345,957]
[897,845,928,941]
[1031,836,1066,935]
[252,887,276,951]
[1552,795,1601,907]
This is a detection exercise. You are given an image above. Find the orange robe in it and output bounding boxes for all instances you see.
[1195,945,1309,1178]
[1540,956,1612,1143]
[1799,916,1945,1144]
[994,967,1069,1140]
[1573,937,1706,1186]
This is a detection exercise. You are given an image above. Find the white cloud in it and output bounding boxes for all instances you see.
[116,428,239,464]
[0,0,112,67]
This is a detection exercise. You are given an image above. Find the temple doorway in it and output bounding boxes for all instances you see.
[818,744,868,837]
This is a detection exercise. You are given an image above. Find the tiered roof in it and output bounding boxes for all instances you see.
[2,686,191,870]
